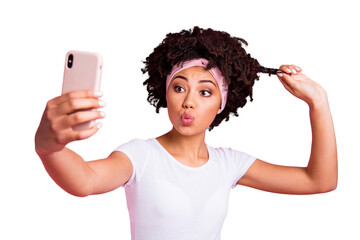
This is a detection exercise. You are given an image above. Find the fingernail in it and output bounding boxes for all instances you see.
[96,122,102,129]
[286,68,291,73]
[98,100,106,107]
[94,91,103,97]
[100,111,106,117]
[277,72,283,77]
[295,66,301,71]
[292,69,297,74]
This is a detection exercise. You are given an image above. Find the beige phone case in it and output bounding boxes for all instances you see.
[62,50,103,131]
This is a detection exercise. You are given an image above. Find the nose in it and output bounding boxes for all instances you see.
[182,91,195,109]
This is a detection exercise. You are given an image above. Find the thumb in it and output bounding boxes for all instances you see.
[277,72,297,95]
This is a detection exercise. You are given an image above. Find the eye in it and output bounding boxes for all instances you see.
[200,90,212,97]
[174,85,184,93]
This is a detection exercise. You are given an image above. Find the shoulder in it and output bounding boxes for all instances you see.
[208,145,244,158]
[111,139,156,188]
[113,138,155,160]
[114,138,153,152]
[208,144,256,165]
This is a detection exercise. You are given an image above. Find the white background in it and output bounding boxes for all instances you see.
[1,0,359,239]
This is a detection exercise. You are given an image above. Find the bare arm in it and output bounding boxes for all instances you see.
[238,65,338,194]
[38,148,133,197]
[306,94,337,192]
[37,147,95,197]
[35,90,132,197]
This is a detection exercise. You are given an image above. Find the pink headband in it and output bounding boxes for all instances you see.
[166,58,228,112]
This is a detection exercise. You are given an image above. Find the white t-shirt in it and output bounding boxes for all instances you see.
[114,138,257,240]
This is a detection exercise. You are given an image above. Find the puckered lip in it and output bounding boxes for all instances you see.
[180,113,194,126]
[181,113,194,121]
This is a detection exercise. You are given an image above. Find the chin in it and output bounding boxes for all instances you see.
[173,124,208,137]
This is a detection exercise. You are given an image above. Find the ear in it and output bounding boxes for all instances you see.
[217,107,221,115]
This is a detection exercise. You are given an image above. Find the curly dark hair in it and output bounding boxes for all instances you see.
[142,26,279,130]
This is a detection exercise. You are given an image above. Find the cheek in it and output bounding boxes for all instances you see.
[166,96,177,112]
[166,96,180,120]
[205,108,219,123]
[205,95,221,112]
[198,100,220,121]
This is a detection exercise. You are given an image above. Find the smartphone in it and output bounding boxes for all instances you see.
[62,50,103,131]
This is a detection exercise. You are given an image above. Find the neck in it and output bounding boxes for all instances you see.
[156,127,208,161]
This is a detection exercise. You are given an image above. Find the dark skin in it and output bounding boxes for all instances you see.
[35,64,337,196]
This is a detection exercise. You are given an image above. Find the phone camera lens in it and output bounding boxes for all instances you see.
[67,54,74,68]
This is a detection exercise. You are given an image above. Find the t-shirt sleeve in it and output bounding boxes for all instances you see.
[226,148,257,189]
[113,139,150,188]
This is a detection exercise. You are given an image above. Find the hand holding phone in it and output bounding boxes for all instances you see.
[35,50,105,155]
[62,50,103,130]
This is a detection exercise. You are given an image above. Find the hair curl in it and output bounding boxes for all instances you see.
[142,26,279,130]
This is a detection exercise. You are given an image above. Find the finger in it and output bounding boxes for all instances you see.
[55,98,106,116]
[66,110,106,129]
[49,90,103,106]
[53,110,105,131]
[77,122,103,140]
[279,65,293,74]
[294,66,302,73]
[287,65,302,75]
[279,65,302,75]
[278,71,297,85]
[55,122,102,144]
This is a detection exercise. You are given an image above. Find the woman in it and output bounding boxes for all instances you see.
[35,26,337,239]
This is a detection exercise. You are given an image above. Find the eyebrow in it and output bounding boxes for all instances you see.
[173,75,216,87]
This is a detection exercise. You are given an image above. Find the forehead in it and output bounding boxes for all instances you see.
[174,66,216,81]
